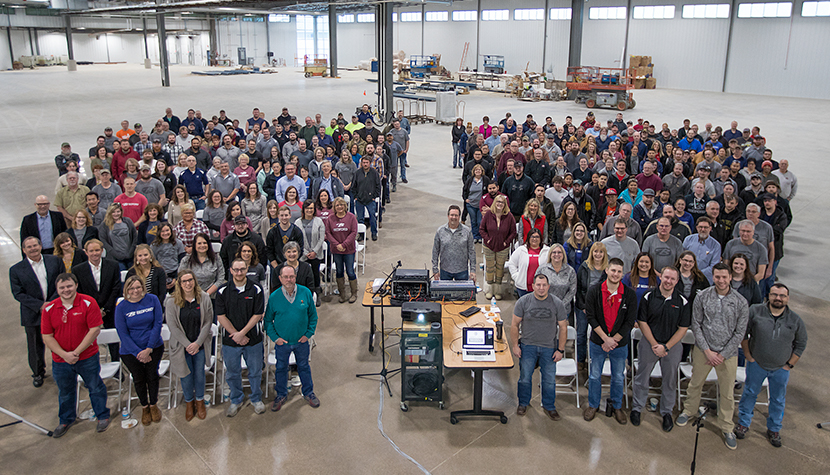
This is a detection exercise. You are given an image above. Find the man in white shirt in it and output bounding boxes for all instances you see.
[771,159,796,201]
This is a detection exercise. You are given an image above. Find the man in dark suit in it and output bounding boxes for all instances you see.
[72,238,122,361]
[20,195,67,255]
[10,236,62,387]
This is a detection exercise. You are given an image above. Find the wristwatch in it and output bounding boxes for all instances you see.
[557,348,565,353]
[785,363,794,369]
[662,344,669,352]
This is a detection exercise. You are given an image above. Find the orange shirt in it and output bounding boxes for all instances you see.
[116,129,136,140]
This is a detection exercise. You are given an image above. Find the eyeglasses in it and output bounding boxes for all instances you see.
[230,268,247,273]
[180,278,195,284]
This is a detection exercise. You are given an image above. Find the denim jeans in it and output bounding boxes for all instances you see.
[759,259,781,298]
[274,340,313,399]
[52,356,111,425]
[180,348,206,403]
[574,308,588,363]
[517,342,558,410]
[738,360,790,432]
[440,270,469,281]
[355,200,377,237]
[452,143,462,167]
[332,252,357,280]
[515,288,530,298]
[193,197,206,211]
[398,153,407,180]
[465,204,482,240]
[588,341,628,409]
[223,342,263,405]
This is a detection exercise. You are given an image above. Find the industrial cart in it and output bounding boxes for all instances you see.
[566,66,637,110]
[303,58,328,77]
[409,55,438,79]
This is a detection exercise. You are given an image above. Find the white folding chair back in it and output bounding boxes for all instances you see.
[127,324,172,413]
[356,223,367,274]
[120,270,128,282]
[676,329,719,408]
[195,209,204,220]
[211,242,222,254]
[553,326,580,408]
[264,337,312,399]
[629,327,664,398]
[76,328,123,413]
[734,366,770,407]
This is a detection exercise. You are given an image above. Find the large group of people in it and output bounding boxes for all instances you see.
[12,105,411,437]
[439,111,806,449]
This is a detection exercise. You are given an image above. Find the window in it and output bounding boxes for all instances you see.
[737,2,791,17]
[337,14,354,23]
[481,9,509,21]
[588,6,627,19]
[296,15,315,61]
[400,12,422,22]
[452,10,477,21]
[357,13,375,22]
[682,4,731,18]
[514,8,544,20]
[316,15,329,59]
[550,8,573,20]
[802,1,830,16]
[425,11,448,22]
[633,5,676,18]
[268,13,289,22]
[392,13,397,22]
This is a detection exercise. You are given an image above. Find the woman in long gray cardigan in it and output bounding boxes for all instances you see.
[165,270,213,421]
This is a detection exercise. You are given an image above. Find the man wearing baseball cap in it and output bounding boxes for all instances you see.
[563,178,596,231]
[55,142,81,177]
[501,160,535,221]
[596,188,619,232]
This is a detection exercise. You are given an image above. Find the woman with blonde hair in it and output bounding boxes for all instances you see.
[53,232,87,272]
[575,242,609,366]
[518,197,546,245]
[99,202,137,271]
[165,270,213,421]
[126,244,167,303]
[564,221,592,270]
[535,243,577,315]
[479,194,517,300]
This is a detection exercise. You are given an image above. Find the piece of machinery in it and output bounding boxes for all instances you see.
[429,280,477,302]
[409,55,439,78]
[483,55,504,74]
[401,301,442,323]
[390,268,430,305]
[400,320,444,411]
[566,66,637,110]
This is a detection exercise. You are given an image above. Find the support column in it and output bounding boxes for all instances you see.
[567,0,584,68]
[156,9,170,86]
[328,5,337,77]
[265,14,271,65]
[475,0,481,71]
[722,0,738,92]
[6,23,13,64]
[32,27,40,55]
[542,0,550,73]
[376,3,393,124]
[64,15,76,71]
[142,17,151,68]
[27,28,35,55]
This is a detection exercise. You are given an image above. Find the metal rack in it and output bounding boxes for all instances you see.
[399,321,444,411]
[566,66,637,110]
[483,55,504,74]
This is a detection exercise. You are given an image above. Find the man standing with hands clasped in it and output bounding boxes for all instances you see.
[41,273,111,437]
[735,283,807,448]
[511,274,568,420]
[676,262,748,450]
[432,205,476,282]
[630,266,690,432]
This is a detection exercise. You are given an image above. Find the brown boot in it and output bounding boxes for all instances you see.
[348,279,359,303]
[141,406,152,426]
[613,407,628,425]
[150,404,162,423]
[583,406,598,422]
[195,400,207,420]
[336,278,347,303]
[185,401,195,421]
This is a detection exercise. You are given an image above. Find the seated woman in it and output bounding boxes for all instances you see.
[508,228,550,299]
[137,203,165,245]
[235,241,266,289]
[53,232,87,273]
[151,223,186,290]
[202,189,227,241]
[68,209,98,248]
[273,241,315,295]
[115,275,164,426]
[126,244,167,303]
[165,270,213,422]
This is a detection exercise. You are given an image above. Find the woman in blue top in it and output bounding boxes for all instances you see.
[116,275,164,426]
[621,252,660,307]
[673,197,695,229]
[620,179,643,208]
[563,222,592,271]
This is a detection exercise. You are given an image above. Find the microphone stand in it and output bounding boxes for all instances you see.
[690,403,715,475]
[356,261,403,397]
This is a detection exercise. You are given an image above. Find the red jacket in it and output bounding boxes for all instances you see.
[480,211,517,253]
[112,147,139,181]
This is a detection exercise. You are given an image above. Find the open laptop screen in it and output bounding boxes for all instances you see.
[463,327,494,348]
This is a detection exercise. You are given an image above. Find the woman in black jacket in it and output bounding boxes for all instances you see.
[462,164,491,243]
[274,241,314,294]
[575,242,608,366]
[675,251,710,306]
[68,209,99,248]
[451,118,465,168]
[127,244,168,304]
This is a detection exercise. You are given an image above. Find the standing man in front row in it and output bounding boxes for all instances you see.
[432,205,476,282]
[583,258,637,424]
[10,236,62,388]
[511,274,568,420]
[630,266,690,432]
[676,263,748,450]
[216,258,265,417]
[735,283,807,448]
[264,265,320,412]
[41,273,111,438]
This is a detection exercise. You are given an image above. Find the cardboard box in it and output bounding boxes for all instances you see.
[642,66,653,76]
[634,78,646,89]
[629,55,642,68]
[646,77,656,89]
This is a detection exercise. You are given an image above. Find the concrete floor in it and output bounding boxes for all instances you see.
[0,64,829,474]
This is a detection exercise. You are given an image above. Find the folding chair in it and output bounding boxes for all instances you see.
[211,242,222,254]
[120,270,128,282]
[168,323,221,408]
[586,326,628,408]
[734,366,770,407]
[356,223,367,275]
[76,328,123,413]
[555,326,580,408]
[195,209,204,220]
[677,329,719,409]
[264,336,316,399]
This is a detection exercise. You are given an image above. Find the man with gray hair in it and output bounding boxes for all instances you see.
[599,202,642,245]
[54,171,90,223]
[432,205,476,282]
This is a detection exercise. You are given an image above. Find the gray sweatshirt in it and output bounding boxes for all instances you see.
[691,286,748,359]
[745,304,807,371]
[535,263,577,315]
[432,224,476,276]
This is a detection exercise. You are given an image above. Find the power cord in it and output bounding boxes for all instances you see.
[377,382,431,475]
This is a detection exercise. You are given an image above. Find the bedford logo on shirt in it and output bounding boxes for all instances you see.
[125,307,154,318]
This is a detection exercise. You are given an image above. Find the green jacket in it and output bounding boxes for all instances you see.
[264,285,317,344]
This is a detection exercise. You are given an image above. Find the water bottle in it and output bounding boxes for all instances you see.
[491,296,497,310]
[122,407,130,419]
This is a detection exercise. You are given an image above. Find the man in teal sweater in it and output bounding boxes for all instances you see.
[264,265,319,411]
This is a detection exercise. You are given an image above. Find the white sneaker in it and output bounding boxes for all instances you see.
[252,401,266,414]
[290,375,302,387]
[226,402,242,417]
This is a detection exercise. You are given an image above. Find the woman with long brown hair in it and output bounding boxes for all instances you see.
[479,194,517,300]
[126,244,167,303]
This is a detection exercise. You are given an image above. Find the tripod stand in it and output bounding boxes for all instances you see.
[0,406,53,437]
[690,401,717,475]
[356,262,402,397]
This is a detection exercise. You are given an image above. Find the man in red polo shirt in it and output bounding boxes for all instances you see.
[41,273,111,438]
[113,176,148,225]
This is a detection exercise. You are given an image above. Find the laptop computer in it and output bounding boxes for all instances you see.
[462,327,496,362]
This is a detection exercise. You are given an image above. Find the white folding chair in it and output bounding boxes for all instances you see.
[554,326,580,408]
[265,339,297,400]
[120,270,128,282]
[211,242,222,254]
[76,328,123,413]
[586,326,629,408]
[734,366,770,407]
[677,329,719,408]
[629,328,664,399]
[126,324,171,413]
[356,223,367,275]
[195,209,204,220]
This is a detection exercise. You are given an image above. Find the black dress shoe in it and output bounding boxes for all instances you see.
[33,375,44,388]
[662,414,674,432]
[630,410,641,426]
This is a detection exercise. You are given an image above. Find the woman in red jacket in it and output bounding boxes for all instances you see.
[324,197,359,303]
[479,194,517,300]
[518,198,547,245]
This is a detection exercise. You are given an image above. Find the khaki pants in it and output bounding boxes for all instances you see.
[682,346,738,433]
[483,247,509,284]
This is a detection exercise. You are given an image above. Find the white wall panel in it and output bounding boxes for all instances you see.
[423,4,476,72]
[336,22,375,67]
[580,0,628,68]
[266,20,296,66]
[392,6,422,59]
[0,29,11,70]
[544,12,572,79]
[215,20,268,65]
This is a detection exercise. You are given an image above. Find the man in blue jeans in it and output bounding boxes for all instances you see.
[735,283,807,448]
[511,274,568,419]
[216,259,265,417]
[432,205,476,283]
[41,273,111,437]
[353,156,381,241]
[583,257,637,424]
[264,265,320,411]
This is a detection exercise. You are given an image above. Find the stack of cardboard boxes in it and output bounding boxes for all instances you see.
[630,55,656,89]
